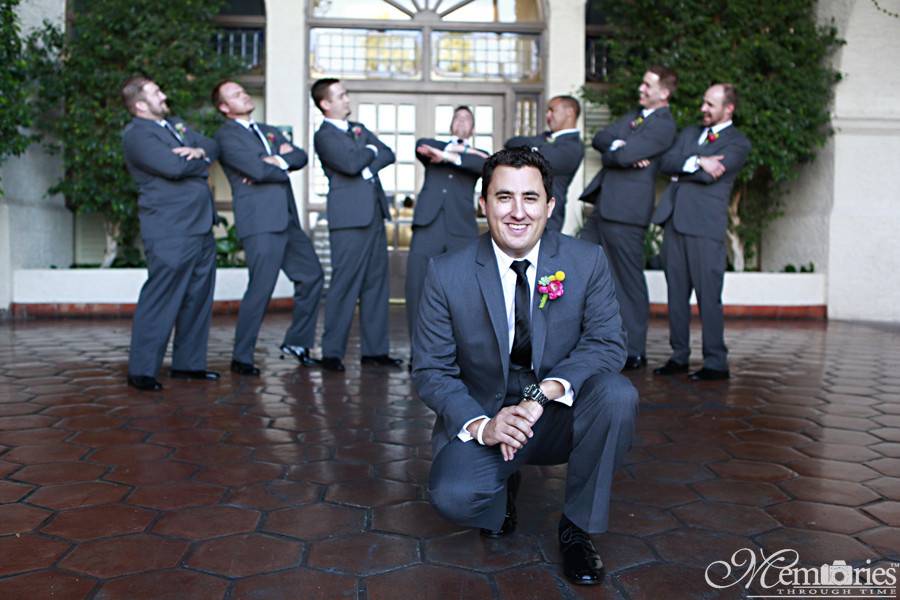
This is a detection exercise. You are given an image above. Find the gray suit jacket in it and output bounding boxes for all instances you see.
[314,121,395,230]
[411,231,626,455]
[505,131,584,229]
[215,120,308,239]
[580,107,677,226]
[652,124,752,241]
[122,116,219,240]
[412,138,486,237]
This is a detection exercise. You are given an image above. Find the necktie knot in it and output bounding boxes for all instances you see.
[511,260,529,278]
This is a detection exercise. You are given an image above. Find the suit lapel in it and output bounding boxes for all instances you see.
[531,232,560,377]
[475,234,510,381]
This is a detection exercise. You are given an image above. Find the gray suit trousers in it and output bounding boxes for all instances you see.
[596,217,649,357]
[233,220,324,364]
[322,216,390,359]
[661,220,728,370]
[128,233,216,377]
[428,372,637,534]
[405,210,476,341]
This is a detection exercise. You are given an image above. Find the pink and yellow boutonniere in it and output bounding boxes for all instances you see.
[537,271,565,309]
[706,130,719,144]
[174,122,187,136]
[629,116,644,129]
[351,125,363,138]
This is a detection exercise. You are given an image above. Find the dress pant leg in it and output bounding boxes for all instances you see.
[405,212,449,341]
[321,225,370,359]
[598,218,649,357]
[232,231,286,365]
[685,234,728,370]
[661,221,692,365]
[128,236,196,377]
[358,217,390,357]
[280,220,325,349]
[171,233,216,371]
[579,209,603,245]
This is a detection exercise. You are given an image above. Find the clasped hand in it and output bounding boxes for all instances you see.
[481,401,544,462]
[699,155,726,179]
[171,146,206,160]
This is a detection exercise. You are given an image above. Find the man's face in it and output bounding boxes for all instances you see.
[638,71,668,109]
[450,109,474,140]
[479,165,555,258]
[701,85,732,127]
[545,98,572,132]
[218,82,255,118]
[139,82,169,119]
[322,82,352,119]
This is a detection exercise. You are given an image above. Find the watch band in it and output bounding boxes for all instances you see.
[522,383,549,406]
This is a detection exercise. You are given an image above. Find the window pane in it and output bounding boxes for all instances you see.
[378,104,396,132]
[434,105,454,133]
[396,164,416,193]
[431,31,540,82]
[357,104,377,129]
[312,0,411,20]
[397,134,416,162]
[475,135,494,153]
[397,104,416,132]
[442,0,540,22]
[474,105,493,133]
[381,164,397,192]
[514,95,539,136]
[310,28,422,80]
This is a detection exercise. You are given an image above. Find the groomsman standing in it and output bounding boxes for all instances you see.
[652,83,752,381]
[213,81,324,376]
[312,78,402,372]
[580,66,678,370]
[405,106,489,344]
[120,76,220,391]
[505,95,584,233]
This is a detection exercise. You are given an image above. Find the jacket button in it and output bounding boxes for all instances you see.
[495,393,503,400]
[448,174,454,179]
[442,188,447,193]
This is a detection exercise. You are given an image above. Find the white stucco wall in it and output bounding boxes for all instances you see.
[546,0,587,236]
[0,0,71,311]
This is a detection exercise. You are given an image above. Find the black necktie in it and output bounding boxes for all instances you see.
[250,122,272,155]
[162,120,184,145]
[510,260,532,370]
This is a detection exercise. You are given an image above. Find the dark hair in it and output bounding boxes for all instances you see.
[311,78,340,112]
[121,75,152,114]
[550,95,581,119]
[720,83,738,112]
[481,147,554,201]
[453,105,473,118]
[211,79,233,113]
[647,65,678,97]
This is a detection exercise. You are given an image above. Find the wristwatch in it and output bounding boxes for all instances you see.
[522,383,549,406]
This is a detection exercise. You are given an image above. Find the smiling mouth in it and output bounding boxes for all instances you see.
[506,223,529,233]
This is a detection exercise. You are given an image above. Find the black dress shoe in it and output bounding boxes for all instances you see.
[230,360,260,376]
[280,344,321,367]
[653,360,690,376]
[170,369,220,381]
[480,471,521,538]
[559,515,605,585]
[623,354,647,371]
[690,367,730,381]
[127,375,162,391]
[361,354,403,368]
[321,356,345,372]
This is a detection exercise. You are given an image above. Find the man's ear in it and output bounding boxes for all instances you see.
[478,195,487,215]
[546,196,556,218]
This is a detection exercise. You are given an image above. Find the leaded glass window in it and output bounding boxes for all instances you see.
[310,28,422,80]
[431,31,540,82]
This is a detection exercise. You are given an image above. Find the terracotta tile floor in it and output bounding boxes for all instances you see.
[0,309,898,599]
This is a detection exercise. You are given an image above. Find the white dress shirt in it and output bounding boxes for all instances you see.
[550,128,580,140]
[682,120,732,173]
[324,117,375,180]
[457,239,574,443]
[235,118,288,170]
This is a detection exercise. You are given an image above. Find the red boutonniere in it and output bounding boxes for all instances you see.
[707,131,719,143]
[629,116,644,129]
[351,125,363,138]
[536,271,565,309]
[265,132,276,144]
[174,122,187,136]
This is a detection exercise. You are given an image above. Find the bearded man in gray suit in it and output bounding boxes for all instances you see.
[412,148,638,585]
[213,80,323,376]
[121,76,220,391]
[652,83,752,381]
[312,78,403,372]
[580,66,678,370]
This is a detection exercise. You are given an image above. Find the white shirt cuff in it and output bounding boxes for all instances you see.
[366,144,378,156]
[443,151,462,166]
[458,415,488,442]
[544,377,574,407]
[362,167,374,180]
[273,155,289,170]
[609,139,626,151]
[683,155,700,173]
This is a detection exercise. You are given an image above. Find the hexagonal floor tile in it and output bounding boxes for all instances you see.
[186,533,302,577]
[0,534,70,577]
[308,531,419,575]
[673,501,779,536]
[0,503,52,535]
[367,564,492,600]
[59,534,188,578]
[94,568,228,600]
[231,568,356,600]
[0,570,96,600]
[152,506,260,539]
[767,501,879,534]
[424,530,540,573]
[263,503,365,540]
[372,501,465,538]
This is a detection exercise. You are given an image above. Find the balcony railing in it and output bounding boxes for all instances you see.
[585,36,610,83]
[215,28,265,70]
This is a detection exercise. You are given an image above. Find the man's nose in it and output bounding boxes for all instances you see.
[510,197,527,219]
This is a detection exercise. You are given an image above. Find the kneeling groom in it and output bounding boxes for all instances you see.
[411,148,638,585]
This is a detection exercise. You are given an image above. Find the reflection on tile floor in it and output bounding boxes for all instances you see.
[0,309,898,599]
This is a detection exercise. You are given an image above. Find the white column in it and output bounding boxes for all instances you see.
[545,0,587,236]
[264,0,309,228]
